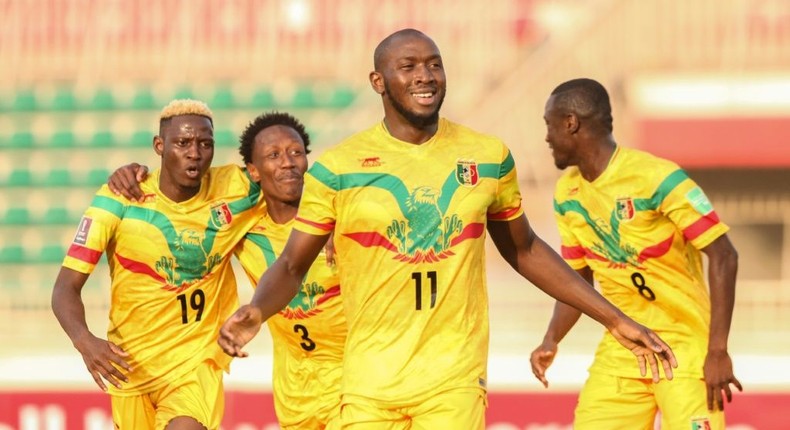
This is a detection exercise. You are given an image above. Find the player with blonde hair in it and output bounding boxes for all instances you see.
[52,99,264,429]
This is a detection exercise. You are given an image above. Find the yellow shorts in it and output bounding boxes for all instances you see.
[110,360,224,430]
[340,388,485,430]
[574,372,725,430]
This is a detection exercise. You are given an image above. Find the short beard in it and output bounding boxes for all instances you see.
[384,80,444,128]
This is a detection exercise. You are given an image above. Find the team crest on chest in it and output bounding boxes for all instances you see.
[210,201,233,228]
[455,159,479,187]
[615,197,635,222]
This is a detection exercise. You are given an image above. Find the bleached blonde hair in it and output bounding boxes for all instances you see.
[159,99,213,121]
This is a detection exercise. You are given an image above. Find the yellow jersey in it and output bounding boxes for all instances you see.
[62,165,263,394]
[235,215,345,428]
[294,119,524,404]
[554,146,728,378]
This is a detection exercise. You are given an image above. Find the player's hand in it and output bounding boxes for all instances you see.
[108,163,149,202]
[218,304,264,358]
[703,349,742,411]
[608,317,678,382]
[324,232,336,266]
[73,334,132,392]
[530,340,558,388]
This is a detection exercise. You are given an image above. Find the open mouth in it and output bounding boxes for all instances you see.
[185,166,201,179]
[412,90,436,106]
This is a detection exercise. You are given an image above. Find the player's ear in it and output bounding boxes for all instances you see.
[370,71,385,95]
[246,162,260,182]
[153,135,164,156]
[567,113,581,134]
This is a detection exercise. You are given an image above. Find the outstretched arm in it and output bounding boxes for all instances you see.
[51,267,132,391]
[488,214,677,381]
[218,230,329,357]
[530,266,591,387]
[702,233,742,410]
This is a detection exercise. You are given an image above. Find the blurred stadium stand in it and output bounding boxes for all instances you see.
[1,0,789,427]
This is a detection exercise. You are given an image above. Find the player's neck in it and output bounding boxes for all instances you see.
[158,178,201,203]
[265,198,300,224]
[383,117,438,145]
[579,139,617,182]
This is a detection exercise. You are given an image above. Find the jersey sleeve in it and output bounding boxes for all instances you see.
[487,147,524,221]
[62,185,126,274]
[657,169,729,249]
[294,160,337,236]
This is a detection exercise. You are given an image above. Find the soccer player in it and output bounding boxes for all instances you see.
[106,111,345,429]
[51,99,264,430]
[529,78,742,429]
[233,112,345,429]
[218,29,677,429]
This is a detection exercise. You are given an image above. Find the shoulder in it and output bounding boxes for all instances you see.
[620,147,680,176]
[554,168,582,200]
[442,119,506,146]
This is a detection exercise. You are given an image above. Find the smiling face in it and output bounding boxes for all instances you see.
[373,32,447,129]
[247,124,308,206]
[154,114,214,202]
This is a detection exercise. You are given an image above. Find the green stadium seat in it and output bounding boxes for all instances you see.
[0,245,25,264]
[290,85,317,108]
[131,87,157,110]
[90,131,115,148]
[87,168,111,186]
[251,88,275,108]
[1,208,31,225]
[214,129,236,147]
[42,207,72,225]
[173,87,195,100]
[9,131,35,148]
[12,89,37,111]
[50,130,76,148]
[131,130,153,147]
[4,169,33,187]
[44,169,72,187]
[38,244,67,264]
[328,86,355,108]
[52,88,77,111]
[90,88,116,110]
[211,87,235,109]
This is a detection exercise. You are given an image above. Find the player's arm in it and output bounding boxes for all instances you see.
[107,163,149,202]
[487,213,678,381]
[701,233,742,410]
[51,267,132,391]
[529,266,591,387]
[218,229,329,357]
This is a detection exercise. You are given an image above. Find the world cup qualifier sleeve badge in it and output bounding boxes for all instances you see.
[210,201,233,229]
[455,159,479,187]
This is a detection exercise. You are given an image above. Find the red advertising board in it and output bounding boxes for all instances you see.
[0,390,787,429]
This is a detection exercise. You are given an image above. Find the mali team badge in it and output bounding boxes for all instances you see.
[691,417,712,430]
[210,201,233,228]
[455,159,479,186]
[615,197,635,222]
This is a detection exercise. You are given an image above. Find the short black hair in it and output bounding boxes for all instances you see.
[238,111,311,164]
[550,78,613,134]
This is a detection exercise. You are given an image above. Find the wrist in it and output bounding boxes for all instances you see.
[71,330,95,351]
